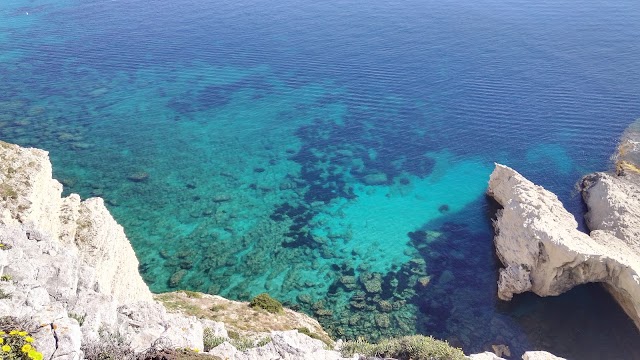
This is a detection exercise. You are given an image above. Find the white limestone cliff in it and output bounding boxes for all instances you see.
[0,141,151,304]
[487,163,640,331]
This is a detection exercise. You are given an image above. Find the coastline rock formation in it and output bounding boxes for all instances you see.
[487,163,640,331]
[0,141,346,360]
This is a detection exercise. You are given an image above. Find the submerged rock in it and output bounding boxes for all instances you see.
[297,293,313,304]
[339,275,357,290]
[212,194,232,202]
[363,173,388,185]
[360,272,383,294]
[374,313,391,328]
[417,276,431,288]
[487,163,640,331]
[127,171,149,182]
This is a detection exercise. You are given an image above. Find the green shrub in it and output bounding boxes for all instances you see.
[249,293,283,314]
[340,335,466,360]
[0,274,11,282]
[82,326,134,360]
[227,330,240,340]
[256,337,271,347]
[230,337,254,352]
[202,328,225,352]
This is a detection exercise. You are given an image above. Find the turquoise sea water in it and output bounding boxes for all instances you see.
[1,0,640,358]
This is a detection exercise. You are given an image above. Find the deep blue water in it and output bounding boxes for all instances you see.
[1,0,640,358]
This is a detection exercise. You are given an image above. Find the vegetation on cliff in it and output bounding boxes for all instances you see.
[340,335,465,360]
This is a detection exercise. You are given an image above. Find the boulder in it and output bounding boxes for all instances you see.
[363,173,388,185]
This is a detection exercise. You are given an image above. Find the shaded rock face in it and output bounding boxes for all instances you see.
[487,164,640,331]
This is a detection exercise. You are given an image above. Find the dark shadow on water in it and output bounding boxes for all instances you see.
[501,284,640,360]
[410,195,640,359]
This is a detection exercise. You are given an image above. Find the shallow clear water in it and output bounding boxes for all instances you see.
[1,0,640,358]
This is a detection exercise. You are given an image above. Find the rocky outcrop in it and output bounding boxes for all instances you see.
[487,163,640,331]
[0,141,151,304]
[0,141,346,360]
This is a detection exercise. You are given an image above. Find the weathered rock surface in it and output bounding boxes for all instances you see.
[581,171,640,251]
[487,163,640,331]
[209,330,347,360]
